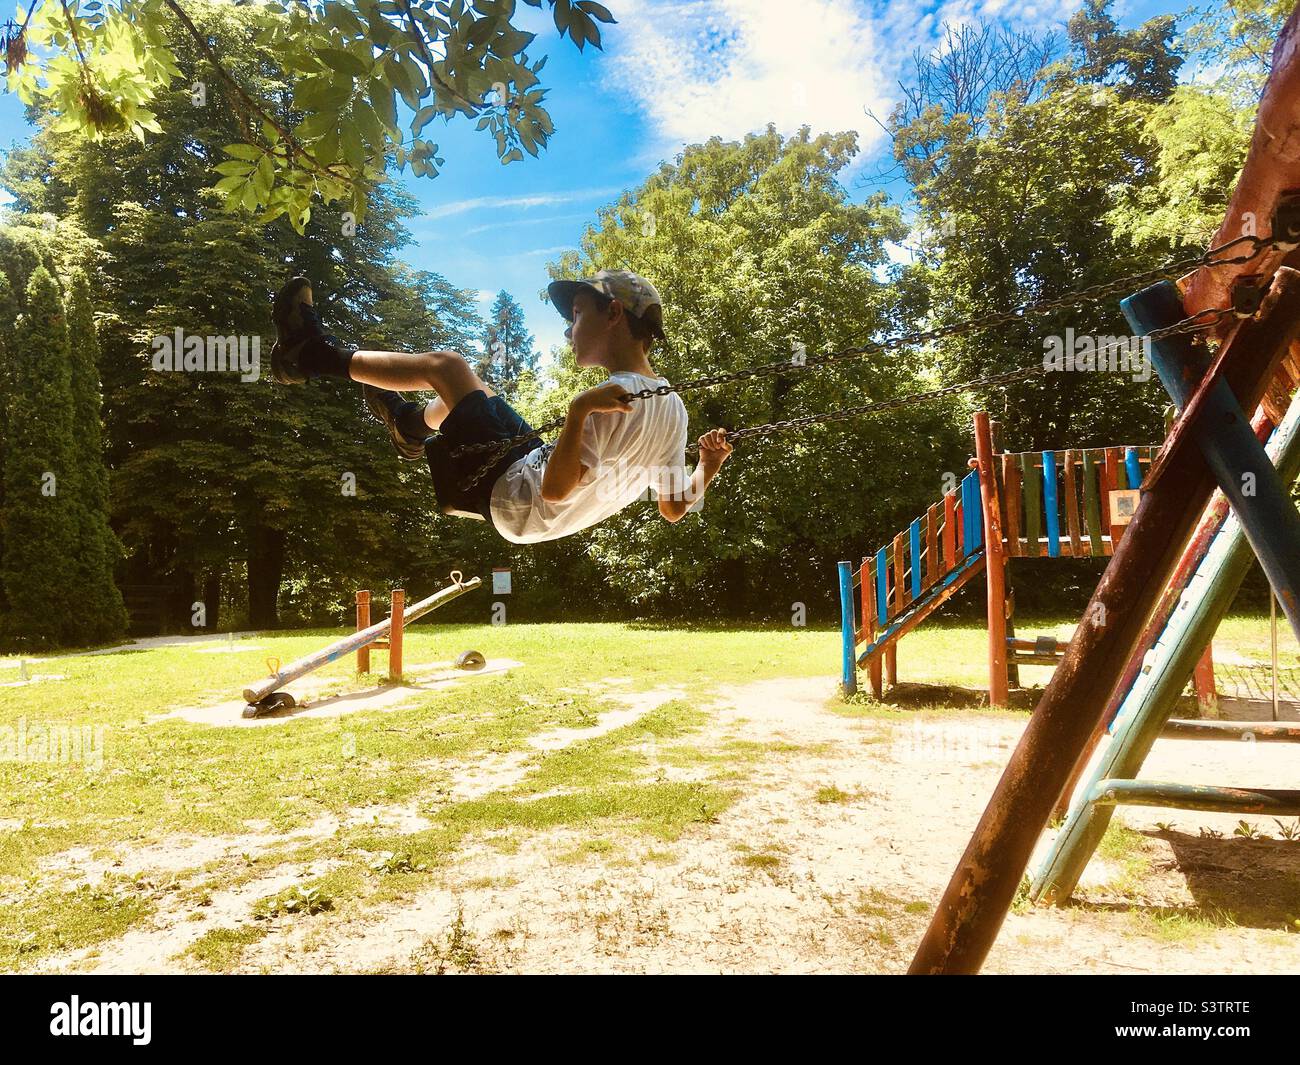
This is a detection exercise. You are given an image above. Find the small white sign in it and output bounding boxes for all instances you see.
[1109,488,1140,525]
[492,568,512,595]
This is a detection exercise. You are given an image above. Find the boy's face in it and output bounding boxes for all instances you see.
[567,288,617,367]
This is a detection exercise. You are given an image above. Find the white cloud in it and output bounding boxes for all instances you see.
[463,210,592,236]
[0,189,13,206]
[423,187,626,220]
[521,245,577,257]
[600,0,1081,169]
[603,0,895,162]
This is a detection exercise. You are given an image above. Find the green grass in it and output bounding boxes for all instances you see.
[185,925,268,970]
[0,613,1290,971]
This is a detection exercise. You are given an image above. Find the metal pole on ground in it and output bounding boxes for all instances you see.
[838,562,857,696]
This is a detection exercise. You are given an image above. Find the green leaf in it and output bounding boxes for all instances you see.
[223,144,262,161]
[352,99,386,149]
[297,111,336,140]
[368,77,399,133]
[317,47,368,77]
[316,129,342,166]
[254,156,275,200]
[214,160,256,177]
[576,0,614,23]
[412,105,438,136]
[341,122,366,169]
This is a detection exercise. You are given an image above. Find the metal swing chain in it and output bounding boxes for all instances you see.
[451,230,1281,491]
[688,306,1238,450]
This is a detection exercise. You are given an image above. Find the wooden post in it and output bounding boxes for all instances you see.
[1020,453,1041,558]
[926,504,940,587]
[991,423,1019,689]
[1105,447,1123,548]
[885,644,897,688]
[1193,641,1217,717]
[388,588,405,680]
[893,533,907,610]
[943,492,958,569]
[356,590,371,674]
[863,557,883,698]
[1082,450,1104,556]
[975,413,1008,708]
[1002,454,1022,557]
[1042,451,1061,558]
[1063,450,1083,556]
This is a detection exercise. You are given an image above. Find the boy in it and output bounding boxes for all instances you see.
[268,269,732,543]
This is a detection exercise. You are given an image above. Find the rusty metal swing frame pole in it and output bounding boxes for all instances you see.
[907,270,1300,975]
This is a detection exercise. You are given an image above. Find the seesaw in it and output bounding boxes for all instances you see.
[241,571,483,718]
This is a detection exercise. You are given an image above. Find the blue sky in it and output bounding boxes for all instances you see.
[0,0,1182,360]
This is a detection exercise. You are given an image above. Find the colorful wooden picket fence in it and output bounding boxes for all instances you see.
[843,435,1157,698]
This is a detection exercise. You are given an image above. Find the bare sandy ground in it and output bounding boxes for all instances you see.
[29,675,1300,975]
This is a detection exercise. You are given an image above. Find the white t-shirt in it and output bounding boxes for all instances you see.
[489,371,690,544]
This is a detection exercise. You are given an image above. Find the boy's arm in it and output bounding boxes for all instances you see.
[659,428,732,522]
[539,381,633,503]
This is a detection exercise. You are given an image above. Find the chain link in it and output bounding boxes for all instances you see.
[451,232,1274,491]
[687,307,1234,451]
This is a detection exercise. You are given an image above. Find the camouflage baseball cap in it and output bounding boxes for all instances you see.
[547,269,666,340]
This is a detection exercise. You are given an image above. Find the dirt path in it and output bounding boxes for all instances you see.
[34,675,1300,974]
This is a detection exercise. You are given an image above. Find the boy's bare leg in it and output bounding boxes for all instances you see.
[349,349,496,410]
[420,395,450,430]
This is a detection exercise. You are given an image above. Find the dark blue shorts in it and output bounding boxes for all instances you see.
[425,390,540,521]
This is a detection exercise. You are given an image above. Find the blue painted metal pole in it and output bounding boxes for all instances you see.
[909,519,923,600]
[876,546,889,627]
[1089,779,1300,815]
[838,561,856,696]
[1124,447,1143,488]
[1122,281,1300,641]
[1042,451,1061,558]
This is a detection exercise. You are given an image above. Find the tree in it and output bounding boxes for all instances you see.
[63,265,130,642]
[479,289,536,393]
[1185,0,1293,105]
[0,263,83,648]
[886,3,1185,450]
[361,265,486,356]
[1067,0,1181,102]
[2,0,616,230]
[1106,86,1252,256]
[2,3,501,629]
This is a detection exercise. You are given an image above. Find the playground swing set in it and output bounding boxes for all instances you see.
[896,5,1300,975]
